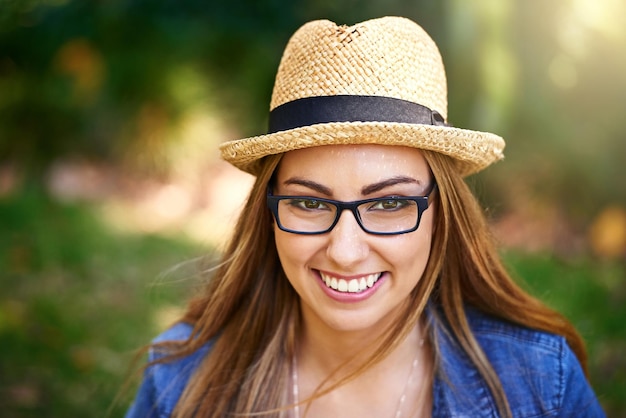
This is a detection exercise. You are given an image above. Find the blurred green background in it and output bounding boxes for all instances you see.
[1,0,625,416]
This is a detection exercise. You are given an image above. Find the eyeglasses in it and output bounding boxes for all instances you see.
[267,183,437,235]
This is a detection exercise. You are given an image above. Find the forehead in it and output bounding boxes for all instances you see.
[275,144,431,188]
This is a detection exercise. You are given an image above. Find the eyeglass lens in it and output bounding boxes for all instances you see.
[275,197,421,234]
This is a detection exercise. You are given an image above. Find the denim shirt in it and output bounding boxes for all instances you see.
[126,309,606,417]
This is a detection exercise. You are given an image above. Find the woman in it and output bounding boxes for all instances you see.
[126,17,605,417]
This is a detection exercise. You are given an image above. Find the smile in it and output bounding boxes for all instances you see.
[319,271,383,293]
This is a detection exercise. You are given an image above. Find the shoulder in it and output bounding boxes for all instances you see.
[466,307,568,377]
[125,322,211,418]
[146,322,209,388]
[466,307,563,352]
[152,321,195,344]
[433,308,606,417]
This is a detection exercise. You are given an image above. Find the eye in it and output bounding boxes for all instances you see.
[369,198,408,211]
[290,198,330,210]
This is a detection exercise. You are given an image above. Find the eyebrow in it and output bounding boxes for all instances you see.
[361,176,421,195]
[282,176,421,197]
[283,178,333,195]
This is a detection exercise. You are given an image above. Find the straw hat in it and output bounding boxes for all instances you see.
[220,16,505,176]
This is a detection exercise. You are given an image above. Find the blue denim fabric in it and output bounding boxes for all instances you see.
[126,309,606,417]
[431,309,606,417]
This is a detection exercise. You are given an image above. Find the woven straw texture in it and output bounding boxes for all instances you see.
[220,16,505,176]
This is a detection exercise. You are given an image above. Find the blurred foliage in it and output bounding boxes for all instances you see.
[0,186,206,416]
[1,0,293,175]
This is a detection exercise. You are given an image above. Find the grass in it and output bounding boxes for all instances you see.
[0,187,207,417]
[0,188,623,416]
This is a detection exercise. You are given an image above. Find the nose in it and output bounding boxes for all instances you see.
[326,209,370,268]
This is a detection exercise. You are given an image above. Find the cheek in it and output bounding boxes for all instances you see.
[274,232,326,297]
[274,228,317,271]
[392,213,435,272]
[419,204,436,248]
[397,234,432,266]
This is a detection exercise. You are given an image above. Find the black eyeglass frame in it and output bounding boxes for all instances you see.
[266,182,437,236]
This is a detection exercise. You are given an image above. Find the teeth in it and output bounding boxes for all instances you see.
[320,272,382,293]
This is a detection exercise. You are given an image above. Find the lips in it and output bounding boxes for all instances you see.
[319,271,383,293]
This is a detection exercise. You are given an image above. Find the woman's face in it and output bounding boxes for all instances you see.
[272,144,435,336]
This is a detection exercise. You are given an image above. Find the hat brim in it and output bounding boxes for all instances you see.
[219,121,505,177]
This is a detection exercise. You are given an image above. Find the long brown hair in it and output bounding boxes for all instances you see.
[146,149,587,418]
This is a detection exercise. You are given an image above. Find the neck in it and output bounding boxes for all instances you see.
[292,312,431,418]
[297,306,423,381]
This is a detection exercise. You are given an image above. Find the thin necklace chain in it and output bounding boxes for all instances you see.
[291,353,300,418]
[291,337,424,418]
